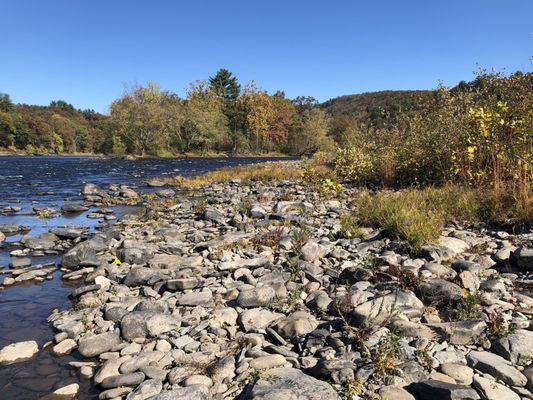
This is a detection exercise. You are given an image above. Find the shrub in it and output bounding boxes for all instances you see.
[334,146,375,184]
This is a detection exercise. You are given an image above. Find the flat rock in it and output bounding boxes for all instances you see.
[472,375,520,400]
[61,203,89,213]
[147,385,209,400]
[78,331,122,358]
[467,350,527,386]
[412,379,480,400]
[100,372,145,389]
[242,367,338,400]
[0,340,38,365]
[237,286,276,308]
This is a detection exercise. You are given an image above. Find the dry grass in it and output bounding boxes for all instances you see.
[173,161,305,189]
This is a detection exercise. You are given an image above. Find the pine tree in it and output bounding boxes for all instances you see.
[208,69,241,102]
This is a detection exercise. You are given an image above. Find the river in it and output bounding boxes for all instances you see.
[0,155,291,399]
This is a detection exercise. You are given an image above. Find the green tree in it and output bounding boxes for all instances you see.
[0,93,14,112]
[209,69,241,102]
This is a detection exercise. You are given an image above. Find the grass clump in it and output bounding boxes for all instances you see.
[356,190,443,252]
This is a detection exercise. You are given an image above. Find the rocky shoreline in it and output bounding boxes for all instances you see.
[2,177,533,400]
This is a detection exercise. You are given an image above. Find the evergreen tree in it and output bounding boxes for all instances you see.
[208,69,241,102]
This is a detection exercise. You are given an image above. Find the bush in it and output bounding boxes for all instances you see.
[334,146,375,183]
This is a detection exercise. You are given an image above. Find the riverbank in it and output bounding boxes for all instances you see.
[0,149,294,160]
[3,162,532,399]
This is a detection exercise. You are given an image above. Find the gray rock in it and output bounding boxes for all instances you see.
[100,372,145,389]
[178,291,213,307]
[439,363,473,386]
[123,267,165,287]
[239,308,284,332]
[418,279,463,303]
[121,311,181,340]
[467,350,527,386]
[514,246,533,270]
[525,366,533,392]
[237,286,276,308]
[166,277,199,291]
[249,354,286,370]
[472,375,520,400]
[72,284,101,298]
[0,340,38,365]
[243,367,338,400]
[147,385,209,400]
[300,240,329,262]
[82,183,102,195]
[350,291,424,326]
[9,257,32,269]
[379,386,416,400]
[0,224,30,234]
[52,338,77,356]
[126,379,163,400]
[492,329,533,365]
[61,203,89,213]
[412,379,480,400]
[62,236,107,268]
[273,311,319,338]
[78,331,122,358]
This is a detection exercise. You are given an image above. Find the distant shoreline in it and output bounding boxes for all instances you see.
[0,150,295,160]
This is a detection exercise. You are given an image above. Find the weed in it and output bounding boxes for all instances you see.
[372,329,401,378]
[486,312,517,338]
[386,265,421,292]
[340,214,365,239]
[251,227,284,250]
[453,292,482,321]
[292,224,312,256]
[344,379,364,399]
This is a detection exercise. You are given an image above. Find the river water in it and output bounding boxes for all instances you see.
[0,155,291,399]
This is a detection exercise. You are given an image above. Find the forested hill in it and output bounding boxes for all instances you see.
[320,90,434,119]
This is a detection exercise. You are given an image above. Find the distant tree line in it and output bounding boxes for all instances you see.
[0,69,334,156]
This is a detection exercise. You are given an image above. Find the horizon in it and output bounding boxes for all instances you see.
[2,0,533,113]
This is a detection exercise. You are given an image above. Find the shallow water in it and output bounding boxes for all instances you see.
[0,155,291,399]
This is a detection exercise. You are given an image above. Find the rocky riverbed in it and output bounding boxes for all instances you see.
[2,176,533,400]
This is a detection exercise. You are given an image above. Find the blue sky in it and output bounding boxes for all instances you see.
[1,0,532,113]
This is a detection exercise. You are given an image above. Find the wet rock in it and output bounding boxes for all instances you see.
[242,367,338,400]
[0,341,38,365]
[0,224,31,234]
[9,257,32,269]
[78,331,122,358]
[61,203,89,213]
[412,379,480,400]
[82,183,102,195]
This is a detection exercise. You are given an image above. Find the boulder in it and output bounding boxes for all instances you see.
[273,311,319,338]
[237,286,276,308]
[472,375,520,400]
